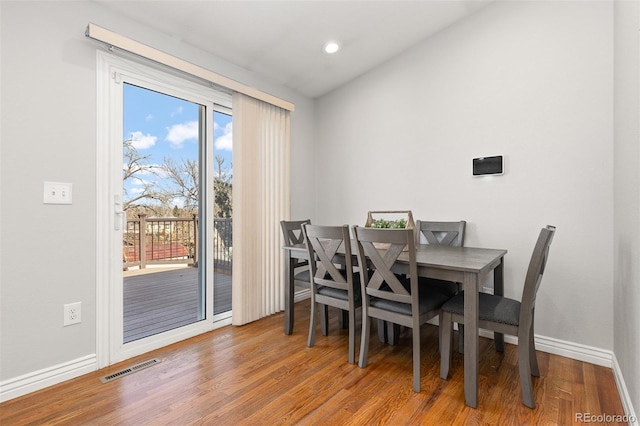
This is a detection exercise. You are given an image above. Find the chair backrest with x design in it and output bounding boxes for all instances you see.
[416,220,466,247]
[281,219,311,269]
[303,224,354,295]
[352,226,419,325]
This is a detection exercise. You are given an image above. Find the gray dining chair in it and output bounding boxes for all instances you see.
[281,219,312,288]
[302,224,361,364]
[352,226,451,392]
[281,219,316,332]
[416,220,466,296]
[377,221,466,346]
[416,220,467,349]
[439,225,556,408]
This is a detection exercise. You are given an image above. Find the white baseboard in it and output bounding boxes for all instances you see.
[466,328,613,367]
[294,288,310,303]
[531,334,613,367]
[612,354,639,425]
[0,354,96,402]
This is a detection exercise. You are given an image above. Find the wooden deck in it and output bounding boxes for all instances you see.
[123,267,232,343]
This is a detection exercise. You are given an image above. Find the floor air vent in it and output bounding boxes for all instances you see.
[100,358,161,383]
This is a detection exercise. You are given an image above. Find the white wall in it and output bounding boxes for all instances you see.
[316,0,614,351]
[614,0,640,415]
[0,0,315,385]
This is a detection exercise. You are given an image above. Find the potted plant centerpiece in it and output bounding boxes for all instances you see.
[364,210,416,250]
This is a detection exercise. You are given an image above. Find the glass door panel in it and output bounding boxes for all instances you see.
[122,83,204,343]
[213,110,233,315]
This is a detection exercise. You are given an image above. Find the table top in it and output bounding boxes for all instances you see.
[412,245,507,273]
[283,243,507,274]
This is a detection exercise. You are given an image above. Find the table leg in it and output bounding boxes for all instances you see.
[339,309,348,329]
[376,320,400,345]
[378,319,387,343]
[284,251,294,335]
[493,258,505,352]
[463,271,479,408]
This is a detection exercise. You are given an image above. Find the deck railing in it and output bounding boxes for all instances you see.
[213,218,232,272]
[123,214,232,272]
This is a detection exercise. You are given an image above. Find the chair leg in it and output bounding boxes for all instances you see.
[339,309,349,329]
[412,324,421,392]
[438,315,443,354]
[529,322,540,376]
[308,301,317,348]
[348,307,356,364]
[320,304,329,336]
[376,320,401,345]
[440,311,453,379]
[387,322,400,345]
[518,336,536,408]
[455,283,464,354]
[494,331,505,352]
[359,313,371,368]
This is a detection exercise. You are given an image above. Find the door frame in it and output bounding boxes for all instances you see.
[96,51,232,368]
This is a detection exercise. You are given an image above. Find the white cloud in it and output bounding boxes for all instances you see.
[170,106,184,117]
[215,122,233,151]
[129,131,157,150]
[145,114,154,122]
[166,121,198,148]
[152,164,169,179]
[129,186,146,195]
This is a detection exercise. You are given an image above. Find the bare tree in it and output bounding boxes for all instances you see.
[214,155,232,218]
[161,156,199,213]
[122,137,163,212]
[123,139,232,218]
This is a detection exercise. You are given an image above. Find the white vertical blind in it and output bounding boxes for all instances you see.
[232,93,291,325]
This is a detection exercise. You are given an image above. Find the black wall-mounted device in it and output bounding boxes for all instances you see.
[473,155,503,176]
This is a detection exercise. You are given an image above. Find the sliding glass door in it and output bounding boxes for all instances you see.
[98,52,232,365]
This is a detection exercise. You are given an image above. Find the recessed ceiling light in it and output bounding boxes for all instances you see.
[323,41,340,54]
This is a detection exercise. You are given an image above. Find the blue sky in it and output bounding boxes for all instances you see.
[123,83,232,204]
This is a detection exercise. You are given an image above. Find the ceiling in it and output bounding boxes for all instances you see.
[94,1,491,99]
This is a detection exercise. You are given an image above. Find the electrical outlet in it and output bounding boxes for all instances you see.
[64,302,82,326]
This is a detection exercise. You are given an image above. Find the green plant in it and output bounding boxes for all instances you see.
[371,218,407,229]
[371,219,391,228]
[392,218,407,229]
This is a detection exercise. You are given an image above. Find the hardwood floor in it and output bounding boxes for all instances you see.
[1,299,624,425]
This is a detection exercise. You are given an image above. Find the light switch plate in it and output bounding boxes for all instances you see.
[44,182,72,204]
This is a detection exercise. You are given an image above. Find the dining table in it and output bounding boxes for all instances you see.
[282,241,507,408]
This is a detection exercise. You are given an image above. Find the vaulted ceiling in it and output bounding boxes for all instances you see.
[94,1,491,98]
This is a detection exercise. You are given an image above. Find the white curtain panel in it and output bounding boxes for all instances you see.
[231,92,291,325]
